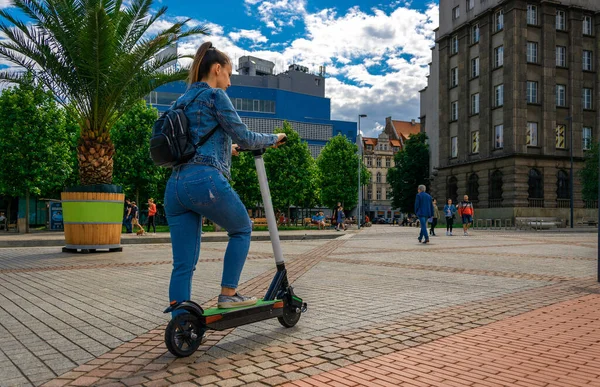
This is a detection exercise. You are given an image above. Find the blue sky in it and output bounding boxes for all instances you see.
[0,0,439,137]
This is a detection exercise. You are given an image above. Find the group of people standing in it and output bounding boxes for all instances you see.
[415,185,475,243]
[123,198,157,234]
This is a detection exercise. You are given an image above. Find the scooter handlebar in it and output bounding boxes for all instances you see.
[236,136,287,155]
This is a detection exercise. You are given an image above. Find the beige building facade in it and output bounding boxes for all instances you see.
[362,118,420,220]
[421,0,600,222]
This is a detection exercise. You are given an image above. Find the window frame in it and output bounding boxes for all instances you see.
[471,131,480,154]
[471,57,480,78]
[467,0,474,11]
[471,93,480,115]
[527,4,538,25]
[583,88,593,110]
[471,24,480,44]
[451,136,458,158]
[451,35,459,55]
[527,41,538,63]
[494,46,504,68]
[453,6,460,20]
[583,15,594,36]
[556,46,567,67]
[526,81,538,104]
[494,124,504,149]
[494,84,504,107]
[556,10,566,31]
[583,127,593,150]
[495,9,504,32]
[451,101,459,121]
[556,84,566,107]
[527,122,538,146]
[555,124,566,149]
[583,50,593,71]
[451,67,459,87]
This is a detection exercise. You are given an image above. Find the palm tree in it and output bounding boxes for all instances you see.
[0,0,208,185]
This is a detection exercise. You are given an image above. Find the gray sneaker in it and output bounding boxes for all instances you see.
[217,293,257,309]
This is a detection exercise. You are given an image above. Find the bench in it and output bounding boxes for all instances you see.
[515,217,563,230]
[576,217,598,227]
[251,218,268,229]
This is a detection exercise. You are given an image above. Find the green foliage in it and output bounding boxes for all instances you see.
[579,142,599,201]
[317,134,368,210]
[387,132,430,213]
[0,81,75,198]
[111,100,168,203]
[0,0,209,184]
[264,122,319,213]
[231,152,261,209]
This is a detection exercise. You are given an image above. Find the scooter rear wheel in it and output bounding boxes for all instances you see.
[277,304,301,328]
[165,313,206,357]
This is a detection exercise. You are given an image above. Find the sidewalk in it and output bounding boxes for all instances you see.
[0,229,344,248]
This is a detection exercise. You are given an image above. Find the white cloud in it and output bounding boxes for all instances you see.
[0,0,12,9]
[244,0,307,32]
[229,29,267,44]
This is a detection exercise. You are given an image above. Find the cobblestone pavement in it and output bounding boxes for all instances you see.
[0,226,597,386]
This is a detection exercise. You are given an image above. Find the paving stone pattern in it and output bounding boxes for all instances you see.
[0,226,597,386]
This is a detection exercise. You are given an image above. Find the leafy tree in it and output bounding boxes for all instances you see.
[231,151,261,211]
[387,132,430,214]
[0,0,208,186]
[0,81,75,231]
[317,134,369,211]
[264,121,318,223]
[579,142,599,201]
[111,100,167,205]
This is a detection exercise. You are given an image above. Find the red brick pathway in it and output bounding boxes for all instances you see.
[284,294,600,387]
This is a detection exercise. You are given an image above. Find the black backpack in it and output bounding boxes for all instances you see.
[149,89,216,168]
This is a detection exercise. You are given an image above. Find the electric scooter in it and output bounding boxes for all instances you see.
[163,144,307,358]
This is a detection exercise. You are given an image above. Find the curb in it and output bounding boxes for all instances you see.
[0,233,341,248]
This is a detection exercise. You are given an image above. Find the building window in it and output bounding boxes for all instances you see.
[468,173,479,202]
[471,57,479,78]
[451,136,458,158]
[494,84,504,107]
[527,4,537,25]
[583,88,593,110]
[528,169,544,200]
[583,50,593,71]
[451,35,459,54]
[471,24,480,44]
[467,0,474,11]
[494,46,504,68]
[556,124,566,149]
[451,67,458,87]
[447,176,459,204]
[471,93,480,115]
[367,157,372,167]
[376,188,382,200]
[376,157,382,167]
[583,15,593,36]
[556,84,566,107]
[556,10,566,31]
[495,125,504,149]
[557,170,570,199]
[527,122,538,146]
[386,158,391,168]
[471,131,480,154]
[527,42,538,63]
[556,46,567,67]
[490,170,503,203]
[526,81,538,104]
[495,9,504,32]
[583,127,592,150]
[234,98,276,113]
[453,6,460,20]
[367,189,372,200]
[451,101,458,121]
[376,172,382,183]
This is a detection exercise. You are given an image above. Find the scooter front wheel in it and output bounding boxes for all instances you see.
[277,305,301,328]
[165,313,206,357]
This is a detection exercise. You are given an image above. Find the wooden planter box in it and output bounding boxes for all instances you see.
[61,185,124,253]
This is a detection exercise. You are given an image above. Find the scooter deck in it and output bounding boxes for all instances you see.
[201,298,285,331]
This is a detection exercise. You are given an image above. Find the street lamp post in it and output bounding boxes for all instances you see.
[358,114,367,229]
[567,116,574,228]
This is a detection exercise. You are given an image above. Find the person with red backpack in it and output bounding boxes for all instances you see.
[457,195,474,236]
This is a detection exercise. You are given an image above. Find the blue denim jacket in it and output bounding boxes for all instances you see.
[174,82,278,179]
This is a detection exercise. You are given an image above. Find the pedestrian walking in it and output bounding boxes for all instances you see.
[443,198,457,236]
[164,41,287,314]
[336,206,346,231]
[131,201,144,234]
[414,185,434,244]
[123,199,132,233]
[332,202,341,229]
[458,195,475,236]
[147,198,157,234]
[429,198,439,236]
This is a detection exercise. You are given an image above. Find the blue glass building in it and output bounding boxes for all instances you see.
[147,56,356,157]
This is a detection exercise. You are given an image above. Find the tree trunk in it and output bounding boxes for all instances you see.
[77,133,115,185]
[136,187,140,208]
[25,189,30,233]
[287,205,291,226]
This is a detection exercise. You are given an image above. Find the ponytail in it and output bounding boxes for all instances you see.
[187,41,231,84]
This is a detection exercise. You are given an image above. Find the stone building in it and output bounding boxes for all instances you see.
[362,117,421,220]
[420,0,600,222]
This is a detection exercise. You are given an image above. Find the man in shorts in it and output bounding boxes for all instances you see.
[457,195,474,236]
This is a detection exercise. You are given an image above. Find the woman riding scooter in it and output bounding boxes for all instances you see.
[164,42,286,315]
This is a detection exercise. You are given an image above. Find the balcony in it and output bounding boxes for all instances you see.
[556,199,570,209]
[584,200,598,209]
[528,198,544,208]
[488,199,503,208]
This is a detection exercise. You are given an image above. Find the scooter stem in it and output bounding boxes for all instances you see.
[253,153,285,265]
